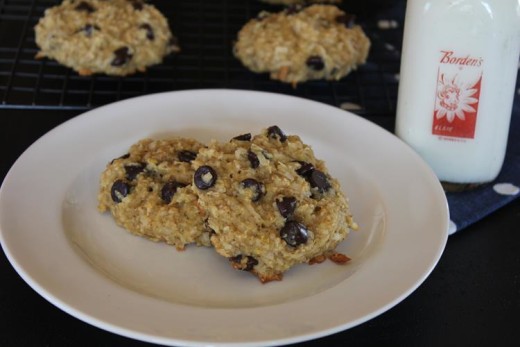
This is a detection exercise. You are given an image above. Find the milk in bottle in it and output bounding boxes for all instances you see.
[395,0,520,188]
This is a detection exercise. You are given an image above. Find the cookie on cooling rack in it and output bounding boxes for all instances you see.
[233,4,370,86]
[191,126,357,282]
[34,0,180,76]
[98,138,211,250]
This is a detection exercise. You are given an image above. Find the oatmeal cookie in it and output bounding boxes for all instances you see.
[233,4,370,86]
[34,0,179,76]
[98,138,210,250]
[191,127,357,282]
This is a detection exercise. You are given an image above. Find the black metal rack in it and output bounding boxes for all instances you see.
[0,0,405,118]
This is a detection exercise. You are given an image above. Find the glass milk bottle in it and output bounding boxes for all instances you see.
[395,0,520,189]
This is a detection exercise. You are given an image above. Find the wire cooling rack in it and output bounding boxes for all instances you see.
[0,0,405,117]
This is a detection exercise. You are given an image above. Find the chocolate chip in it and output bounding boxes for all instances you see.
[194,165,217,190]
[139,23,154,41]
[308,170,332,193]
[129,0,144,10]
[247,150,259,169]
[111,47,132,67]
[124,162,146,180]
[294,162,331,193]
[241,178,265,202]
[80,24,100,37]
[161,181,187,204]
[267,125,287,142]
[75,1,95,13]
[111,179,129,203]
[295,161,315,178]
[335,13,356,28]
[229,255,258,272]
[276,196,297,219]
[178,150,197,163]
[306,56,325,71]
[244,256,258,271]
[232,133,251,141]
[280,221,308,247]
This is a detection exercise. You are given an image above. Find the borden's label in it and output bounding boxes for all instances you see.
[432,50,483,139]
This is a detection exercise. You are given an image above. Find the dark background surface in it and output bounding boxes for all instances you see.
[1,1,520,346]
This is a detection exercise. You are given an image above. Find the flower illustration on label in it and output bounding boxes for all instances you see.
[432,50,483,139]
[436,73,480,122]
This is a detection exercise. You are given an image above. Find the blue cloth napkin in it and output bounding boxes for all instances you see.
[446,103,520,234]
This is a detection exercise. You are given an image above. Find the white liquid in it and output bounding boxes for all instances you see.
[396,0,520,184]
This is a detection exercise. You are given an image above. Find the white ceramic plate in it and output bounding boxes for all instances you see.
[0,90,449,346]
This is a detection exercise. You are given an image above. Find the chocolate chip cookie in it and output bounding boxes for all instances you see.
[98,138,210,250]
[34,0,179,76]
[191,127,357,282]
[233,4,370,86]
